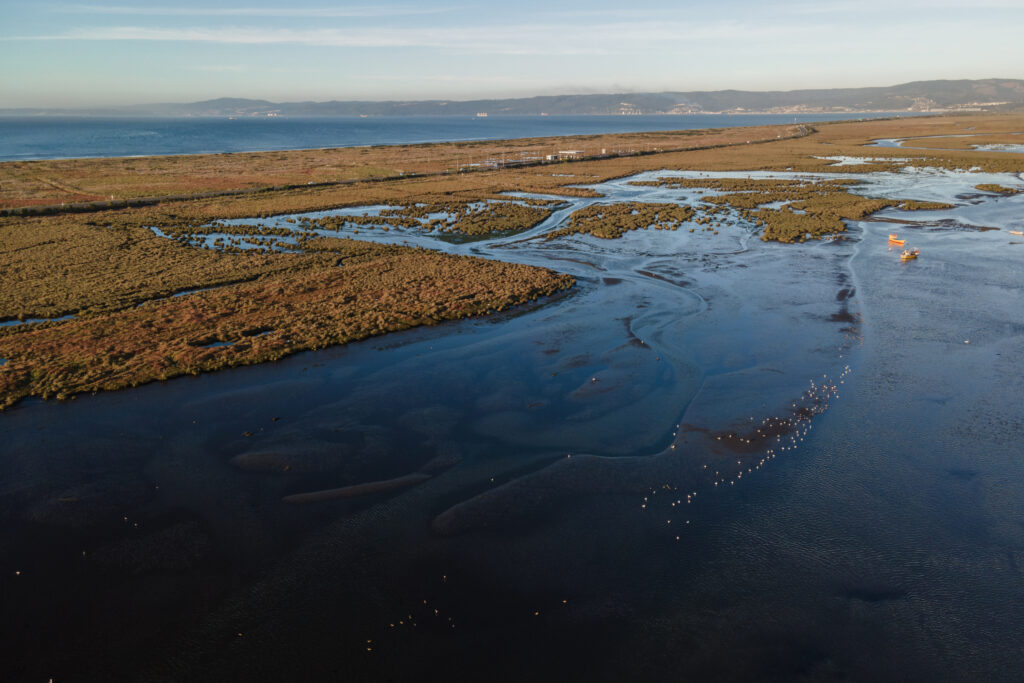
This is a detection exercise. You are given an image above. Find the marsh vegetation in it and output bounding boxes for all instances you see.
[632,176,954,242]
[974,183,1021,195]
[1,113,1021,408]
[0,238,572,408]
[546,203,694,240]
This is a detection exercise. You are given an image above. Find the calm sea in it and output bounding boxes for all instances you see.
[0,113,909,161]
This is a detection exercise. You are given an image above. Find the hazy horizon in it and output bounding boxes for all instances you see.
[2,79,1019,112]
[2,1,1023,108]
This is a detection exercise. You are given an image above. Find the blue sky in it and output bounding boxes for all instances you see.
[1,0,1022,107]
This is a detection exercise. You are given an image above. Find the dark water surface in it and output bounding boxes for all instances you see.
[0,113,909,161]
[1,167,1023,681]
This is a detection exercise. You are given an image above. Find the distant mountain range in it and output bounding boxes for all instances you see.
[4,79,1023,117]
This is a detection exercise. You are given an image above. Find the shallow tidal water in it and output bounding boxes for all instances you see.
[0,113,912,161]
[1,166,1023,681]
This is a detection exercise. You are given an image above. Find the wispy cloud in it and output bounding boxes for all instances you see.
[353,73,559,86]
[57,3,458,17]
[12,20,825,56]
[785,0,1024,12]
[190,64,246,72]
[12,12,1021,64]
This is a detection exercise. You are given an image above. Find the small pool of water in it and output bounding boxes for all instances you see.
[0,314,76,328]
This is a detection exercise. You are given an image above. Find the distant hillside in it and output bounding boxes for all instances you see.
[4,79,1023,117]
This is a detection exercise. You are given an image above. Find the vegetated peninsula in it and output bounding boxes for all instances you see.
[2,112,1023,410]
[3,79,1024,118]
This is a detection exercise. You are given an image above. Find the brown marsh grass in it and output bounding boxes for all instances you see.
[546,203,694,240]
[635,177,955,242]
[0,239,573,408]
[2,112,1022,408]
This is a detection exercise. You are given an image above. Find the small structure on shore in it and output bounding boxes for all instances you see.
[546,150,585,162]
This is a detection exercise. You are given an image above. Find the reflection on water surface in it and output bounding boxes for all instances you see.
[2,166,1024,681]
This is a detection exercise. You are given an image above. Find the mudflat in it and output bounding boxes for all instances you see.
[1,113,1023,682]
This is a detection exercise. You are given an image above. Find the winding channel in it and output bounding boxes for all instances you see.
[2,163,1023,681]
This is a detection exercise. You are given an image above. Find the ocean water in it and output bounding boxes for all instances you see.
[0,113,909,161]
[2,163,1023,681]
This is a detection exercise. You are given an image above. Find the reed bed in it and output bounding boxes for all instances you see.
[634,176,955,242]
[0,239,573,408]
[546,203,694,240]
[974,183,1021,195]
[0,214,334,319]
[2,112,1021,408]
[0,124,804,210]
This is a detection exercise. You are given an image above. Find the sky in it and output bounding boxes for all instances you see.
[1,0,1022,107]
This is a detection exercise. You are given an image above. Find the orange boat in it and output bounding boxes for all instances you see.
[900,248,920,261]
[888,233,905,246]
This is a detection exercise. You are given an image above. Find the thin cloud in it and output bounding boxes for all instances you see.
[191,64,246,72]
[353,74,559,85]
[785,0,1024,12]
[11,25,601,54]
[12,16,1020,62]
[13,20,825,55]
[57,3,458,17]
